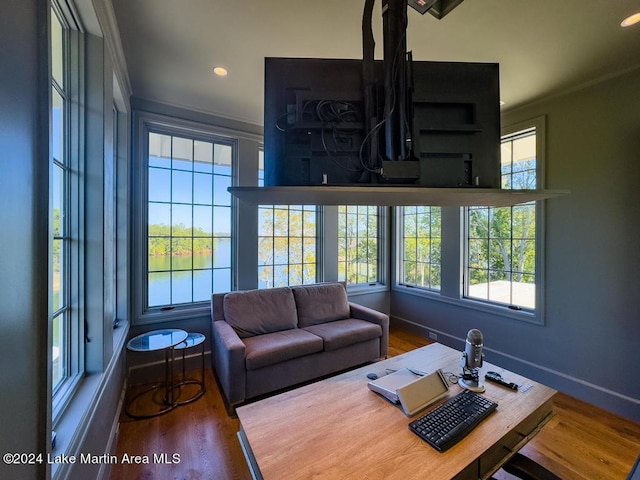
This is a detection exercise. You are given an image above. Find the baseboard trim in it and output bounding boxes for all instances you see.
[97,381,126,480]
[392,316,640,422]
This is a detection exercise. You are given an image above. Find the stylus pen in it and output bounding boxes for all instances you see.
[407,367,428,376]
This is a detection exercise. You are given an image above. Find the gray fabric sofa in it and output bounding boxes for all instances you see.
[210,282,389,408]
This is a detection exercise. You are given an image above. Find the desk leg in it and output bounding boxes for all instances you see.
[238,426,263,480]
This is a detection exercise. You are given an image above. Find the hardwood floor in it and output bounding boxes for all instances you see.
[110,324,640,480]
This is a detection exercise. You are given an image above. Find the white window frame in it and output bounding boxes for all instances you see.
[397,206,442,292]
[462,116,546,323]
[50,1,84,421]
[257,150,319,288]
[132,112,240,324]
[337,205,384,287]
[393,116,546,325]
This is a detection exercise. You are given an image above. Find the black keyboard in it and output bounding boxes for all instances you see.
[408,389,498,452]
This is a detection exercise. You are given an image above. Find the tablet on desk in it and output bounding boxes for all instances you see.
[397,369,450,417]
[368,368,450,416]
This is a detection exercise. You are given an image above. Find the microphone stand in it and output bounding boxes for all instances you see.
[459,352,485,393]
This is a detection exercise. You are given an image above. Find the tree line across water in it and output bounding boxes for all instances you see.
[148,223,229,256]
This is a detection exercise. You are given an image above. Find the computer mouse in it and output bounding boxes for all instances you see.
[366,372,378,380]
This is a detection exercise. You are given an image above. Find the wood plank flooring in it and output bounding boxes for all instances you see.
[110,325,640,480]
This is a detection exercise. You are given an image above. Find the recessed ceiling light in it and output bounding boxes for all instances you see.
[213,66,228,77]
[621,12,640,27]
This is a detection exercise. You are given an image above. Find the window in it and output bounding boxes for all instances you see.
[50,2,85,417]
[465,123,541,311]
[146,132,233,308]
[400,206,442,290]
[258,150,317,288]
[393,118,545,323]
[338,206,379,285]
[51,7,69,391]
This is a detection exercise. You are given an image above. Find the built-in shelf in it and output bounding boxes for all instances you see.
[228,185,569,207]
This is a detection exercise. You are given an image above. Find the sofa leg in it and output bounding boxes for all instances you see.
[225,402,237,418]
[210,368,240,418]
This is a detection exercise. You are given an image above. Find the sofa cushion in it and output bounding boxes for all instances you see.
[243,329,324,370]
[303,319,382,352]
[223,287,298,338]
[292,283,350,327]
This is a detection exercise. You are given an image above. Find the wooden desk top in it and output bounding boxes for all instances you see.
[236,343,556,480]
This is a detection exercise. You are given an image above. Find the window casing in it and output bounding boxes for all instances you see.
[258,150,318,288]
[338,205,380,285]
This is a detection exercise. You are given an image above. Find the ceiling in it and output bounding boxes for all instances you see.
[111,0,640,127]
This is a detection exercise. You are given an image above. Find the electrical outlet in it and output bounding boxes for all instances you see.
[428,332,438,341]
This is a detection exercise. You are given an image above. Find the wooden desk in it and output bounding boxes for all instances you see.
[236,343,556,480]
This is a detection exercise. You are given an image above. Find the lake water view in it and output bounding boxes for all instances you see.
[148,250,231,307]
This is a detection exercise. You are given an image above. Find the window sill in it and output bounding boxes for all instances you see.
[51,321,129,480]
[392,284,543,325]
[135,302,211,325]
[52,373,102,479]
[346,283,388,296]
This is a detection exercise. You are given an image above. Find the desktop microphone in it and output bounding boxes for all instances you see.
[459,329,485,392]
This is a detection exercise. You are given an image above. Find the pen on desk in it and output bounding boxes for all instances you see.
[407,367,428,376]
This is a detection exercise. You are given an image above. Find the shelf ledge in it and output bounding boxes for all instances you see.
[228,186,569,207]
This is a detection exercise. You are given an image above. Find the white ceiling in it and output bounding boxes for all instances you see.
[111,0,640,126]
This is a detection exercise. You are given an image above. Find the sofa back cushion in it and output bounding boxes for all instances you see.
[223,287,298,338]
[292,282,350,327]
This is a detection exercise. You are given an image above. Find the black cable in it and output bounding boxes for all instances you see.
[277,99,366,174]
[318,100,365,173]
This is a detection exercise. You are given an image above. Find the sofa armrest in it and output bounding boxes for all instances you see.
[211,320,246,406]
[349,302,389,357]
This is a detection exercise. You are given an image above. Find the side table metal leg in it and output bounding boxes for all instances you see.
[125,328,188,419]
[174,334,206,405]
[200,340,206,393]
[169,345,178,406]
[165,347,170,403]
[182,345,187,383]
